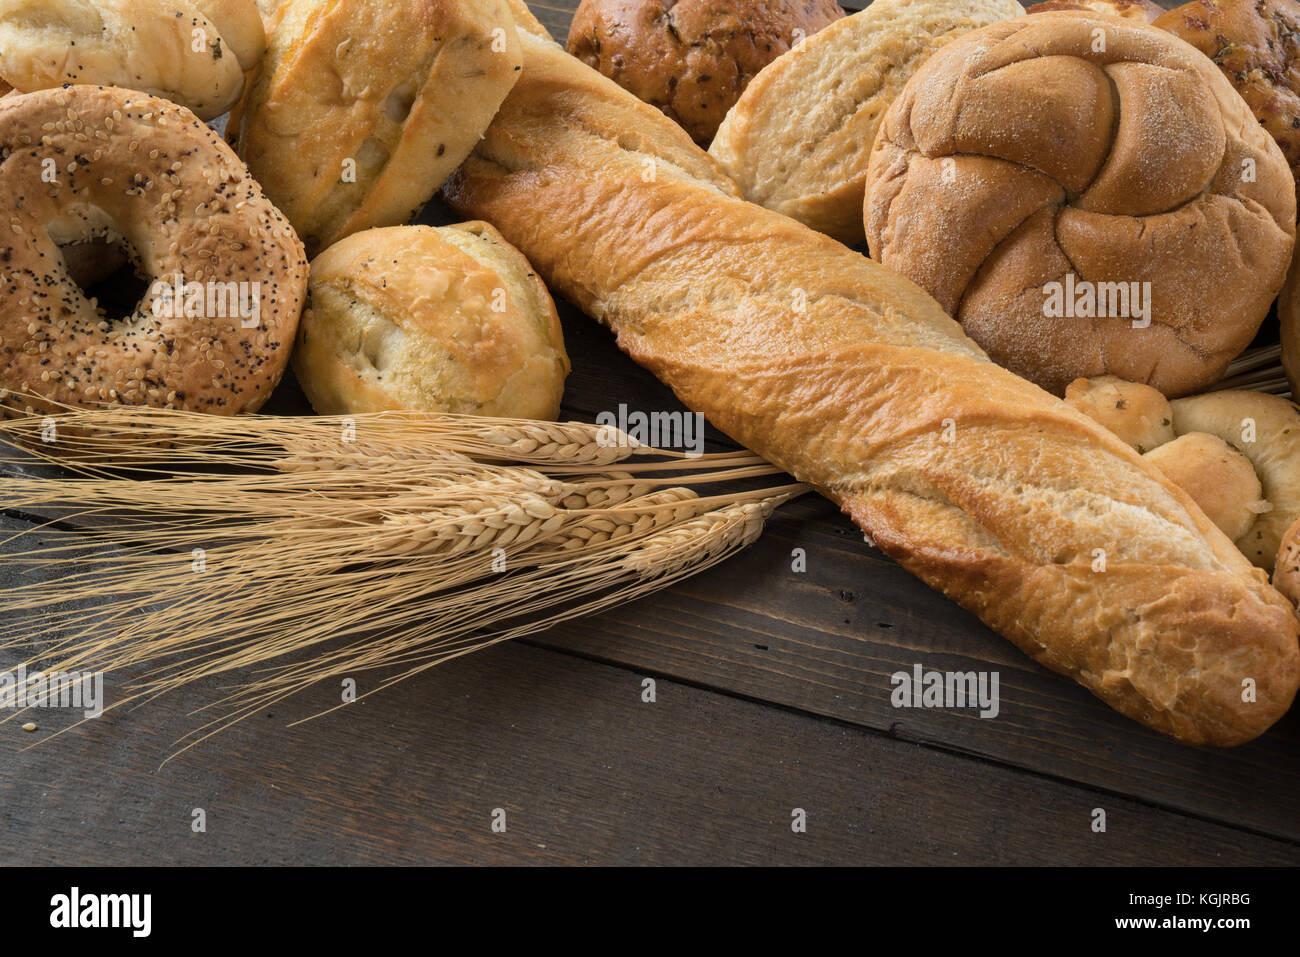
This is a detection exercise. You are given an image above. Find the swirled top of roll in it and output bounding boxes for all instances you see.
[864,12,1296,397]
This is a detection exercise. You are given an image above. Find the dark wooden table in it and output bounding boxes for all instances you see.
[2,0,1297,867]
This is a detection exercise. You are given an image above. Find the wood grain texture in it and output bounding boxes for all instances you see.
[3,0,1297,865]
[0,558,1293,865]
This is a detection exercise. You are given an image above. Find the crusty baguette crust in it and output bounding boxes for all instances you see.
[444,30,1300,746]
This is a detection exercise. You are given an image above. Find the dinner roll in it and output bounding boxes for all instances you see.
[1063,376,1176,453]
[567,0,844,146]
[1144,432,1266,542]
[709,0,1023,245]
[293,224,569,420]
[863,12,1296,397]
[1170,391,1300,571]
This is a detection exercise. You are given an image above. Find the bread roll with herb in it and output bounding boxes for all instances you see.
[1064,376,1175,454]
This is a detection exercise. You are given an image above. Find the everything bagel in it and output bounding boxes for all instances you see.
[0,85,307,415]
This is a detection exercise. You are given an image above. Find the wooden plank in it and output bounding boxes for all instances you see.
[1,626,1294,866]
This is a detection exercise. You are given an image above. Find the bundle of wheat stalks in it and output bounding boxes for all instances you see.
[0,398,805,754]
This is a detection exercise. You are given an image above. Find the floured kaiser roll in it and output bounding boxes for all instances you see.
[864,12,1296,397]
[710,0,1023,245]
[293,224,569,420]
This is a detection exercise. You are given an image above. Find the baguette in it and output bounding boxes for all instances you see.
[444,26,1300,746]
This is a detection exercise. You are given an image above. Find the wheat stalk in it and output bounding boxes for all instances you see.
[0,402,808,753]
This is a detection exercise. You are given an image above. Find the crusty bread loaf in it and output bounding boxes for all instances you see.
[708,0,1024,245]
[294,223,568,420]
[236,0,522,255]
[864,13,1296,397]
[0,0,250,120]
[444,26,1300,745]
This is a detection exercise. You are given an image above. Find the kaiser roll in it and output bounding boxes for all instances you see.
[863,12,1296,397]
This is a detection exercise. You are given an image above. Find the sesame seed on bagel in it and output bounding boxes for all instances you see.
[0,85,308,416]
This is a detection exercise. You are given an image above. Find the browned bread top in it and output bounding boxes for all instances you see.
[864,12,1296,398]
[566,0,844,144]
[1156,0,1300,184]
[1026,0,1162,22]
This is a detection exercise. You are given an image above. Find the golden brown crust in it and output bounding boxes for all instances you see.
[566,0,843,145]
[863,13,1296,398]
[292,223,568,419]
[1064,375,1175,453]
[1026,0,1162,22]
[1275,517,1300,606]
[0,86,307,415]
[236,0,522,256]
[0,0,250,121]
[445,30,1300,746]
[1144,432,1265,542]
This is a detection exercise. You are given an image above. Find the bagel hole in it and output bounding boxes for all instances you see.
[78,258,152,325]
[59,236,150,326]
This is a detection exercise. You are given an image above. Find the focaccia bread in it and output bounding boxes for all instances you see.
[708,0,1024,245]
[444,26,1300,746]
